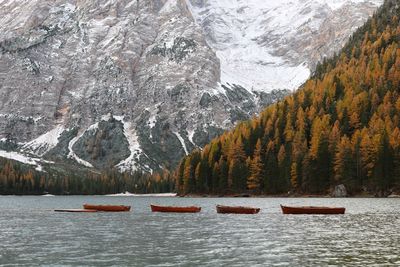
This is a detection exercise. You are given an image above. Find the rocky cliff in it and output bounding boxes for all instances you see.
[0,0,382,173]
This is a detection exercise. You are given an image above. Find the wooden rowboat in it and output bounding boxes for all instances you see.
[150,204,201,213]
[280,205,345,214]
[54,209,98,213]
[83,204,131,212]
[216,205,260,214]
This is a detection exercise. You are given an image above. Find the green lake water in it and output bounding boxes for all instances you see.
[1,196,399,266]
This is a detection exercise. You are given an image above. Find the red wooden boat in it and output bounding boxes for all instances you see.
[54,209,98,213]
[83,204,131,212]
[216,205,260,214]
[150,204,201,213]
[280,205,345,214]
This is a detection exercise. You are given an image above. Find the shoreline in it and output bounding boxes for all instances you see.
[1,192,399,198]
[179,193,400,198]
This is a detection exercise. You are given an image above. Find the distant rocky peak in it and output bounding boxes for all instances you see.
[187,0,383,92]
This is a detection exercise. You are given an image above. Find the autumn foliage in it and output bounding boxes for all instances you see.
[174,0,400,196]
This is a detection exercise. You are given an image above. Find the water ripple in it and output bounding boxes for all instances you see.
[0,197,400,266]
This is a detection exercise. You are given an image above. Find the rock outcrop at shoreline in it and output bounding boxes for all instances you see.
[332,184,347,197]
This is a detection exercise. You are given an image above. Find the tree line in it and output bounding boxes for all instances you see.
[0,157,174,195]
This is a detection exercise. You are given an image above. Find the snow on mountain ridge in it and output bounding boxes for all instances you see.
[187,0,383,92]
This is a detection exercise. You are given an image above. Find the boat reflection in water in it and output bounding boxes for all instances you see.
[216,205,260,214]
[83,204,131,212]
[150,204,201,213]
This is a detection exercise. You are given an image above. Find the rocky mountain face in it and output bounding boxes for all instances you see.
[0,0,382,173]
[188,0,383,91]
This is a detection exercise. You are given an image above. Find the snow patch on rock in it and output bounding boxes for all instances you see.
[187,129,196,147]
[146,103,161,139]
[160,0,178,14]
[174,131,188,155]
[22,125,65,156]
[114,116,142,172]
[0,150,52,172]
[67,124,99,168]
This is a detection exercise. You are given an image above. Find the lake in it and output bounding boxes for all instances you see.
[0,196,399,266]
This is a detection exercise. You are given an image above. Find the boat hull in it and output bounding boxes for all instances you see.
[83,204,131,212]
[216,205,260,214]
[280,205,345,214]
[150,204,201,213]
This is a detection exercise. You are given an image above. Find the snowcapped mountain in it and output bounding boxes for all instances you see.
[0,0,382,173]
[188,0,383,91]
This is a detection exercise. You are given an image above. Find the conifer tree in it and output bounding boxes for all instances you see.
[218,157,229,192]
[183,157,194,194]
[290,162,298,191]
[247,139,264,192]
[334,136,356,191]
